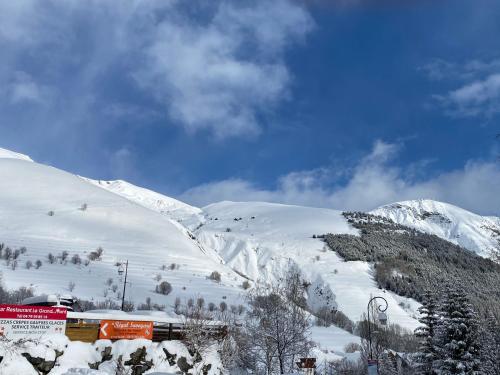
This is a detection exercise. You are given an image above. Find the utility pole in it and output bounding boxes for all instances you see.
[118,260,129,311]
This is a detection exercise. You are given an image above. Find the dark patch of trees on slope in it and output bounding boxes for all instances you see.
[324,212,500,318]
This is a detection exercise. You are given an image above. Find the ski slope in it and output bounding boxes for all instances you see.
[372,199,500,259]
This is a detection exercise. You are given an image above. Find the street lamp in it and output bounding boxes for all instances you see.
[366,296,389,366]
[117,260,129,311]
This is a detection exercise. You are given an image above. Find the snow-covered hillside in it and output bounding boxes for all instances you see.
[191,201,420,329]
[0,155,246,311]
[371,199,500,259]
[84,178,202,223]
[0,148,421,334]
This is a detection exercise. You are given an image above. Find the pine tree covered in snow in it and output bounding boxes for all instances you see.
[479,314,500,375]
[414,290,439,375]
[435,288,481,374]
[379,351,399,375]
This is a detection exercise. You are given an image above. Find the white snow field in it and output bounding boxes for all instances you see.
[372,199,500,259]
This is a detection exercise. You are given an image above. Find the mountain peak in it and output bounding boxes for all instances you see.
[83,177,201,222]
[371,199,500,259]
[0,147,33,162]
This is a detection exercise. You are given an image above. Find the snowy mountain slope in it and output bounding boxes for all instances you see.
[0,147,33,162]
[0,157,246,309]
[371,199,500,259]
[84,179,202,223]
[0,148,422,332]
[192,201,421,330]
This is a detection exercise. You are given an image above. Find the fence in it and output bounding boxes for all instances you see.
[65,311,226,343]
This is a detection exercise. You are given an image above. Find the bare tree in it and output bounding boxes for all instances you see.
[182,300,214,360]
[241,266,312,374]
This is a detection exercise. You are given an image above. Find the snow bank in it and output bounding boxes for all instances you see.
[0,334,222,375]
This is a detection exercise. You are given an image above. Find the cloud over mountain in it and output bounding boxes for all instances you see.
[181,140,500,215]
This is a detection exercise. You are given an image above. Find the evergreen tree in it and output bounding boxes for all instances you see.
[414,290,439,374]
[479,313,500,375]
[436,288,481,374]
[379,351,399,375]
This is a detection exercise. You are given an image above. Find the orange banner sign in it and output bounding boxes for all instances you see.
[99,320,153,340]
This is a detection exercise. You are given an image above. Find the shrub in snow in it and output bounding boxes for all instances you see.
[208,271,221,283]
[122,300,135,312]
[47,252,55,264]
[197,298,205,309]
[68,281,76,292]
[155,281,172,295]
[174,297,182,314]
[241,280,251,290]
[47,210,54,216]
[2,247,12,260]
[35,260,42,269]
[88,247,104,261]
[344,342,362,353]
[25,260,33,269]
[71,254,82,265]
[219,302,227,312]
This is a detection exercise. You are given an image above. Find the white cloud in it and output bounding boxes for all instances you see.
[181,140,500,215]
[424,58,500,118]
[0,0,313,139]
[7,71,48,104]
[136,0,313,138]
[436,74,500,117]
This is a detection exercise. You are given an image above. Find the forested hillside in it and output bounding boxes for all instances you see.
[324,212,500,317]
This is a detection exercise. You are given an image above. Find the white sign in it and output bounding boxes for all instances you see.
[0,304,67,340]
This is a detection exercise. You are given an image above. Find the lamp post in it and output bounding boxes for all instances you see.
[118,260,129,311]
[366,296,388,372]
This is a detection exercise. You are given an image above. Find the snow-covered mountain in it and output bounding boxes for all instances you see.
[2,146,499,342]
[0,151,244,313]
[0,147,420,335]
[371,199,500,259]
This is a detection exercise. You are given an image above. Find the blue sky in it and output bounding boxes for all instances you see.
[1,0,499,214]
